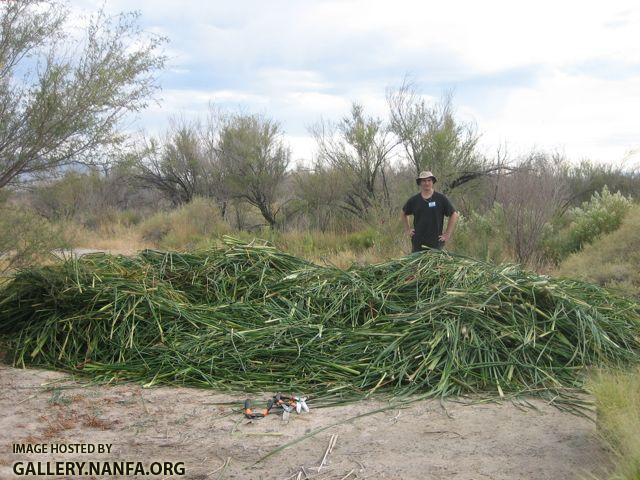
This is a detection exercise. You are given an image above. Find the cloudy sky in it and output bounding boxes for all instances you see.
[72,0,640,166]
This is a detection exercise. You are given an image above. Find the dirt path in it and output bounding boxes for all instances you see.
[0,365,611,479]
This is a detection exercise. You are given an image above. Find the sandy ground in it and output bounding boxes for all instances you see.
[0,365,612,480]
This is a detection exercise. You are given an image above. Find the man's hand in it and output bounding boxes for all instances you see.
[407,228,415,237]
[439,212,459,244]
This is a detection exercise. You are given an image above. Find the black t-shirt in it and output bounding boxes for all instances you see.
[402,191,455,251]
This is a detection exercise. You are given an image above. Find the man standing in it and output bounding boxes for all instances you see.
[402,171,459,252]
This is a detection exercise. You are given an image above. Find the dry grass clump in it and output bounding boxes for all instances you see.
[139,197,230,249]
[589,367,640,480]
[61,221,148,254]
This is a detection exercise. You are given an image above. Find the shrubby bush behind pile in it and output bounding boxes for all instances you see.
[553,187,632,259]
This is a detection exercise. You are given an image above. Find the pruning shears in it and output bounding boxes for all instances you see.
[243,394,309,420]
[243,398,274,419]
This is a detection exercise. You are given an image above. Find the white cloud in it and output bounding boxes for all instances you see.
[287,135,319,163]
[281,91,349,114]
[478,70,640,163]
[149,89,266,115]
[67,0,640,165]
[255,69,332,93]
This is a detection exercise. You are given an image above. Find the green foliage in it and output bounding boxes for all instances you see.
[451,205,509,263]
[567,186,632,250]
[549,187,633,262]
[311,103,394,216]
[235,228,382,261]
[218,113,290,227]
[0,0,166,189]
[198,210,405,265]
[564,160,640,206]
[387,83,483,192]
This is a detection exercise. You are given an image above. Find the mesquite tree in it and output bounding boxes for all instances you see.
[311,103,395,216]
[217,113,290,228]
[0,0,166,189]
[388,82,492,193]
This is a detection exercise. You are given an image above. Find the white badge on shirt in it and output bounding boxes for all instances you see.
[428,201,436,207]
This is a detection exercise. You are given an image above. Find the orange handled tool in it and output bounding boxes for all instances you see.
[243,398,274,419]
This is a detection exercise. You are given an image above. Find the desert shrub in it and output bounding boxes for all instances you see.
[81,207,145,232]
[139,214,172,244]
[29,168,162,234]
[451,205,509,263]
[0,205,66,275]
[29,172,89,221]
[116,209,144,227]
[494,156,570,266]
[561,187,632,256]
[139,197,230,249]
[345,228,379,252]
[565,160,640,206]
[365,207,408,257]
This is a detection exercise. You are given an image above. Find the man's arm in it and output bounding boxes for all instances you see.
[439,211,459,243]
[401,211,415,237]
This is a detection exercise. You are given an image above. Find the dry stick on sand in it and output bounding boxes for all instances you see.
[339,469,355,480]
[208,456,231,479]
[281,469,302,480]
[318,434,338,472]
[284,467,323,480]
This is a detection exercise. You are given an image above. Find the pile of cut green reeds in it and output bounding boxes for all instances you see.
[1,237,639,403]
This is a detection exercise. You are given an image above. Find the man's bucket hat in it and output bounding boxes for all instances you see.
[416,171,437,185]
